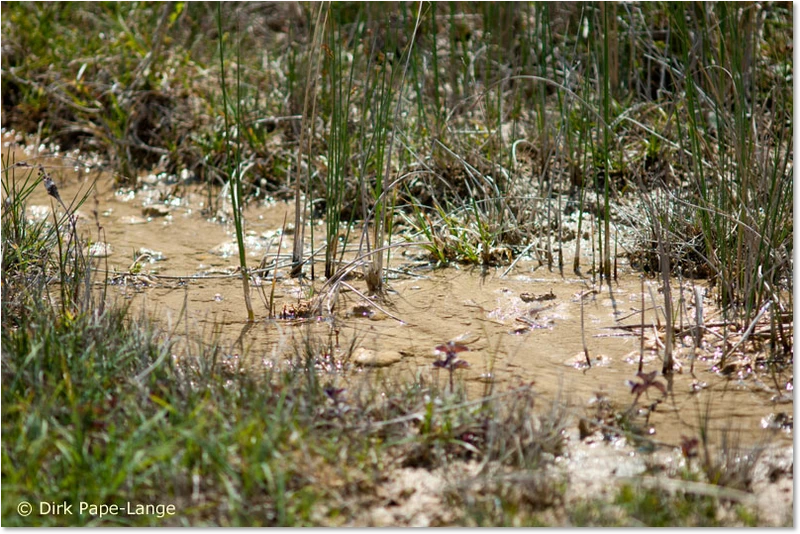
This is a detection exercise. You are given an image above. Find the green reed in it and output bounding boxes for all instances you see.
[217,3,253,321]
[666,3,792,322]
[322,8,358,279]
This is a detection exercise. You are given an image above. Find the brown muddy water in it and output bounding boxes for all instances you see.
[5,135,793,524]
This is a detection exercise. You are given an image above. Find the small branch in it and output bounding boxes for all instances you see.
[721,300,772,364]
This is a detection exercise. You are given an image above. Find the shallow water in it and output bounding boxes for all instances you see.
[7,137,792,454]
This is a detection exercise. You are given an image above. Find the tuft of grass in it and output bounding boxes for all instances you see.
[568,482,761,527]
[2,158,53,315]
[321,5,359,280]
[613,484,720,527]
[216,4,254,321]
[696,409,766,493]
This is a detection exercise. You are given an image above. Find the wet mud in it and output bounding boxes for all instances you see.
[6,138,793,523]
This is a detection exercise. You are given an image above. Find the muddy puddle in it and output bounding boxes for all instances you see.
[4,137,793,522]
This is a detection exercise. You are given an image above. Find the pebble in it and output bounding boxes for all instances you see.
[87,242,112,258]
[120,215,148,225]
[142,205,170,217]
[353,347,403,367]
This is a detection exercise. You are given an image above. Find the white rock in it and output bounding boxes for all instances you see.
[353,347,402,368]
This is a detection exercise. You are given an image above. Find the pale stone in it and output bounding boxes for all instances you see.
[87,242,112,258]
[353,347,402,367]
[119,215,148,225]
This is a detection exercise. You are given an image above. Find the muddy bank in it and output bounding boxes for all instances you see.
[4,136,792,524]
[8,137,792,446]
